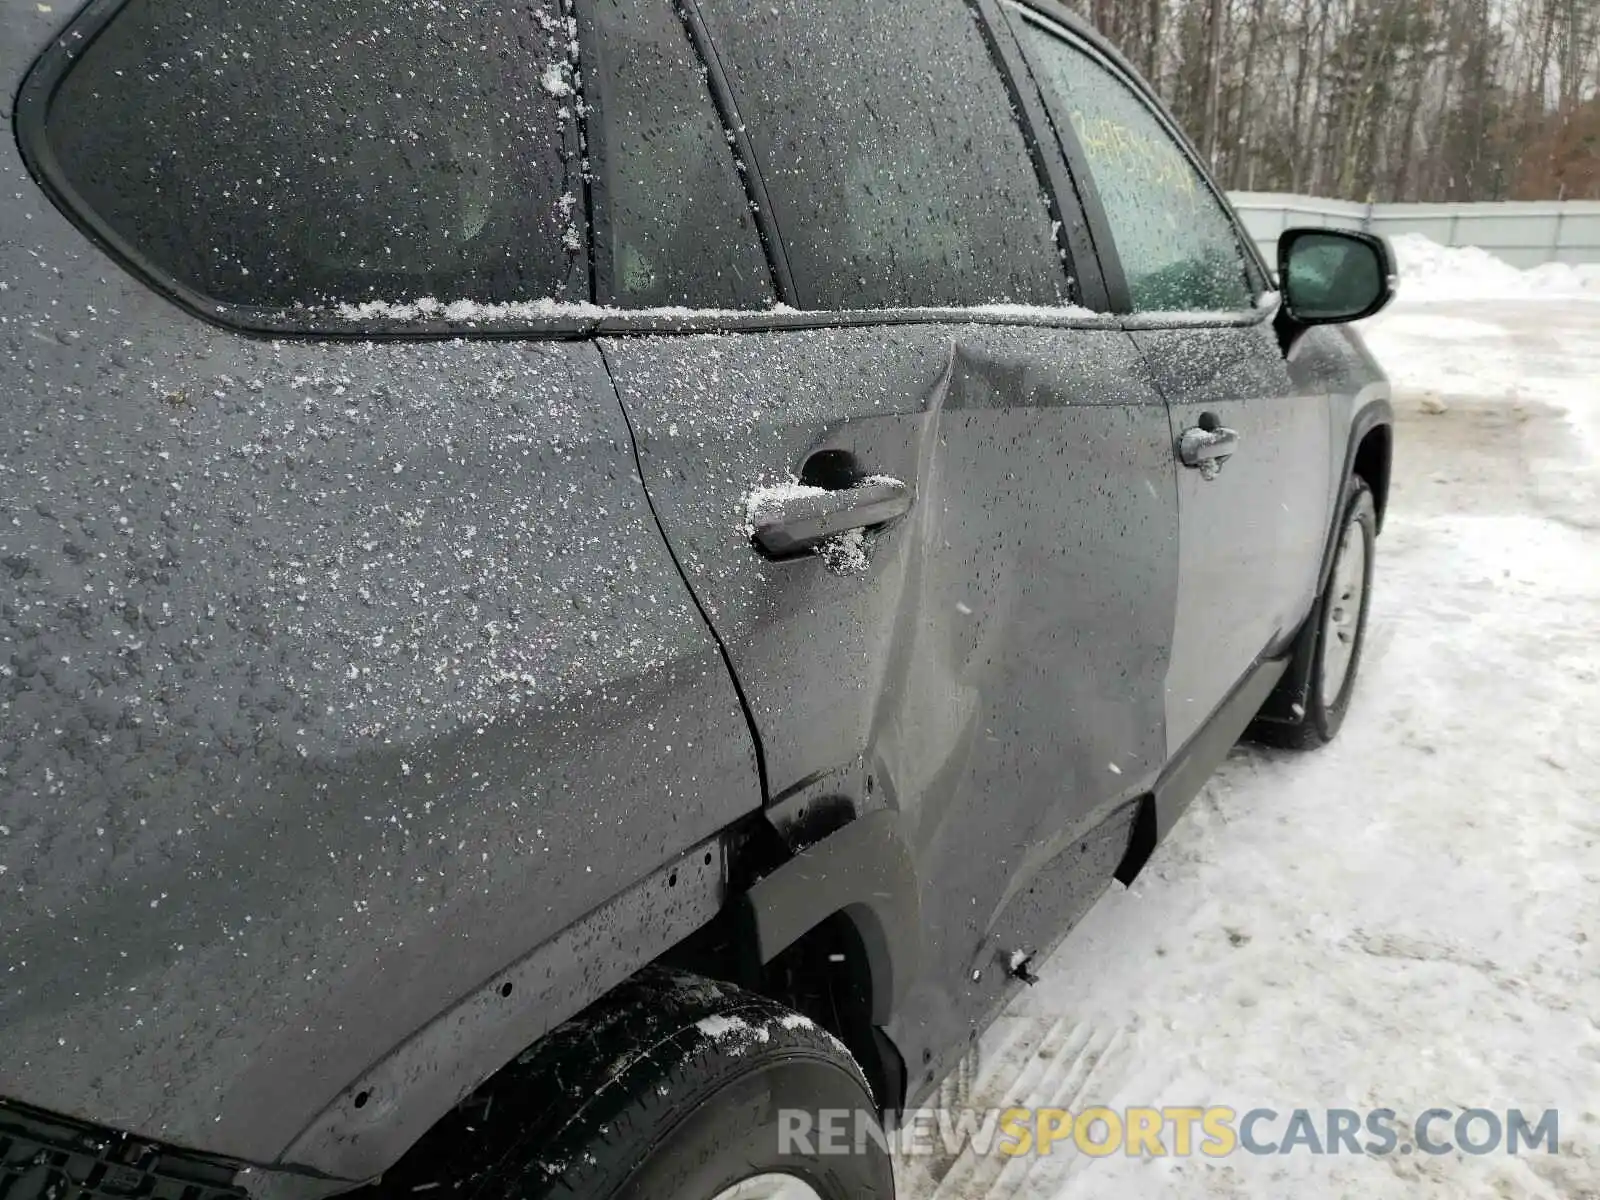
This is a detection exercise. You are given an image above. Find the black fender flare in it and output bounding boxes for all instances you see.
[735,809,921,1025]
[273,839,728,1182]
[1319,394,1393,597]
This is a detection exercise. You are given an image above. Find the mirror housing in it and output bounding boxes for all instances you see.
[1277,228,1395,326]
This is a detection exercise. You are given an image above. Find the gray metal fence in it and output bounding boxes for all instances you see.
[1228,192,1600,269]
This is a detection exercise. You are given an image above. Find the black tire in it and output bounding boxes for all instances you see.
[1252,476,1377,749]
[374,969,895,1200]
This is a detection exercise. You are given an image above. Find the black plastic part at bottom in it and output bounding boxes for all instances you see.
[1251,607,1318,728]
[1114,656,1290,888]
[1113,795,1158,886]
[0,1099,245,1200]
[866,1026,909,1116]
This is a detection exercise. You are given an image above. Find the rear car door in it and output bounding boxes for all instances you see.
[1008,6,1334,759]
[588,0,1180,1097]
[1,0,760,1172]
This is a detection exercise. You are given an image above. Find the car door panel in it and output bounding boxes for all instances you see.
[604,320,1177,1093]
[1006,8,1333,756]
[1133,320,1331,752]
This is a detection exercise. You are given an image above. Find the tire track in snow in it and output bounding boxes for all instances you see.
[896,1017,1138,1200]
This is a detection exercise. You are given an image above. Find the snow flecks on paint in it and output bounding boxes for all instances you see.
[540,62,572,97]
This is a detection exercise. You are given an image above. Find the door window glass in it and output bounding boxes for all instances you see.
[696,0,1070,310]
[1015,16,1252,313]
[46,0,582,309]
[584,0,773,308]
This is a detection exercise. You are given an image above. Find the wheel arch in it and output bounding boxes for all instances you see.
[273,837,730,1183]
[1323,396,1393,596]
[1352,420,1392,534]
[734,810,921,1023]
[275,809,923,1183]
[732,809,923,1112]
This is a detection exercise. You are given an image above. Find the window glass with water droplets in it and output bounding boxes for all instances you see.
[583,0,773,309]
[695,0,1070,310]
[46,0,584,309]
[1016,17,1253,314]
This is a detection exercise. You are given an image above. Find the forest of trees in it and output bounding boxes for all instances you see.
[1072,0,1600,201]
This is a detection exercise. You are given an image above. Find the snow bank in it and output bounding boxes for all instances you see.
[1390,232,1600,301]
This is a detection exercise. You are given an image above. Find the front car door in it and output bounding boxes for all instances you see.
[583,0,1181,1100]
[1008,4,1334,766]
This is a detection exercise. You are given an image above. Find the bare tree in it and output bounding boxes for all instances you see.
[1066,0,1600,200]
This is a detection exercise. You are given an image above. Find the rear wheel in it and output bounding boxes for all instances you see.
[376,969,895,1200]
[1253,476,1376,749]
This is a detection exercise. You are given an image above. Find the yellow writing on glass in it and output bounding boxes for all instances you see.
[1073,112,1198,202]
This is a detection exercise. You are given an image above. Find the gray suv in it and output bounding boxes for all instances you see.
[0,0,1393,1197]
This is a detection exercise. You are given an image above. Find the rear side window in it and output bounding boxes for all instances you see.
[44,0,583,310]
[695,0,1069,310]
[1013,15,1252,313]
[584,0,773,309]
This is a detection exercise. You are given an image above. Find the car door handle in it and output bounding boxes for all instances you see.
[750,477,912,558]
[1178,424,1239,480]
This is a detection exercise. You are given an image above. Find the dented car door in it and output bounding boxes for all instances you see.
[595,0,1180,1102]
[606,322,1178,1093]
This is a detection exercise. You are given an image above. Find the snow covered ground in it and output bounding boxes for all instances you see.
[899,254,1600,1198]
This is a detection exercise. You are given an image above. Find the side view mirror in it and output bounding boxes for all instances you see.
[1277,228,1395,326]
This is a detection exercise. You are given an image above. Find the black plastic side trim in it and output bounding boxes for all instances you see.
[1254,406,1390,728]
[276,837,727,1180]
[1251,598,1321,729]
[1158,657,1286,843]
[1112,794,1157,886]
[1319,399,1393,597]
[737,811,922,1025]
[867,1027,909,1116]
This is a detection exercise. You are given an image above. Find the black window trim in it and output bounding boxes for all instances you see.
[969,0,1106,312]
[575,0,795,309]
[675,0,796,307]
[1002,0,1277,331]
[990,0,1126,316]
[15,0,1137,340]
